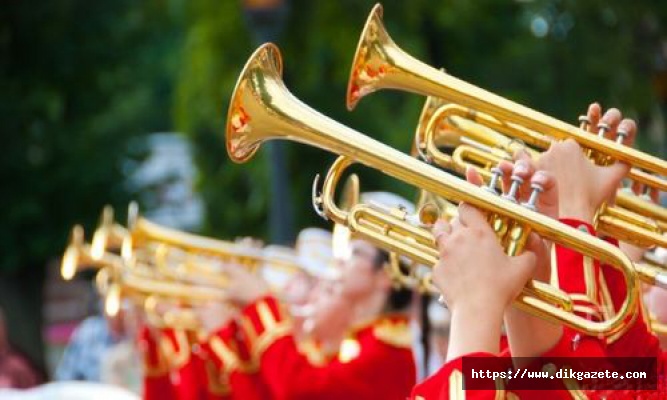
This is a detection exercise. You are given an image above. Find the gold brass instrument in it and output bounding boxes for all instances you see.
[346,4,667,193]
[91,206,130,259]
[61,225,126,280]
[122,203,302,283]
[225,43,639,336]
[416,101,667,234]
[410,100,667,294]
[434,133,667,250]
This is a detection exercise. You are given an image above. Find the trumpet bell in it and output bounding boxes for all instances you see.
[348,3,667,177]
[227,43,284,164]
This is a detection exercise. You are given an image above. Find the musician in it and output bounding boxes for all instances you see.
[137,227,339,400]
[211,192,416,400]
[410,103,645,399]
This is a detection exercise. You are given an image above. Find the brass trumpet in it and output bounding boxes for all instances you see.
[346,4,667,191]
[122,203,302,282]
[61,225,125,280]
[414,101,667,240]
[225,43,638,336]
[91,206,130,259]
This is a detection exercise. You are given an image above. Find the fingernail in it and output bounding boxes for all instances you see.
[533,171,547,183]
[514,160,528,174]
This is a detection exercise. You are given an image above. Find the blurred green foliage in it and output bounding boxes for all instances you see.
[1,0,183,273]
[175,0,667,242]
[1,0,183,370]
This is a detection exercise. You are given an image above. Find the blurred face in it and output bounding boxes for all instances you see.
[284,271,316,307]
[337,239,385,300]
[303,279,351,340]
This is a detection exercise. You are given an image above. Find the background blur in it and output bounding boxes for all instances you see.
[3,0,667,378]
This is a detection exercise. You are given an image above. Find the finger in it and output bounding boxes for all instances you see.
[512,147,533,164]
[529,170,558,215]
[603,162,631,196]
[433,219,452,253]
[650,188,659,204]
[511,159,535,201]
[512,250,538,288]
[614,118,637,149]
[585,102,602,132]
[465,166,485,187]
[631,180,644,196]
[497,160,514,195]
[598,108,622,140]
[450,215,464,231]
[457,202,488,228]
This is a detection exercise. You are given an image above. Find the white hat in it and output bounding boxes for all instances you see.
[294,228,338,280]
[261,245,303,290]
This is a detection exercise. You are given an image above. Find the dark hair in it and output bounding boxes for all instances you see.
[373,249,413,312]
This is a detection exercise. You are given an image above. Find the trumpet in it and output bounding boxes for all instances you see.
[346,4,667,192]
[122,203,302,283]
[61,225,125,280]
[225,43,638,336]
[431,132,667,250]
[90,206,130,259]
[413,100,667,242]
[95,258,229,319]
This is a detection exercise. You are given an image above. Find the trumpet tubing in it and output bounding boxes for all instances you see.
[226,43,638,336]
[447,141,667,250]
[347,4,667,187]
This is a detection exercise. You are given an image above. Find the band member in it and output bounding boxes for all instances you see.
[214,192,416,400]
[411,103,640,399]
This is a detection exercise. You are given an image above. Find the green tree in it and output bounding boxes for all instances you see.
[1,0,182,372]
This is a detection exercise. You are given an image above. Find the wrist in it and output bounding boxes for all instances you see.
[559,203,597,224]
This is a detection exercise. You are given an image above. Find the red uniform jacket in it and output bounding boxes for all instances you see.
[138,326,219,400]
[237,295,416,400]
[201,320,271,400]
[409,218,615,400]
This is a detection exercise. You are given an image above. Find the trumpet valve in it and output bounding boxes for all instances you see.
[522,182,544,212]
[578,115,591,130]
[616,128,629,145]
[502,174,524,203]
[485,167,503,195]
[417,203,440,227]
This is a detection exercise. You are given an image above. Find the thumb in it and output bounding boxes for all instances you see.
[602,162,630,198]
[511,250,538,288]
[457,202,488,228]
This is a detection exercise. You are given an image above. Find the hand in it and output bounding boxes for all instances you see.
[432,203,537,314]
[194,302,238,334]
[537,104,637,223]
[466,163,555,283]
[432,204,538,360]
[219,263,270,307]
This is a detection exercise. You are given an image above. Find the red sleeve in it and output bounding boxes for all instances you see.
[201,320,269,400]
[555,218,660,357]
[239,296,415,400]
[554,219,606,321]
[137,327,183,400]
[410,353,504,400]
[597,238,660,358]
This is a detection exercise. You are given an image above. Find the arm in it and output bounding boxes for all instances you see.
[202,319,270,400]
[137,326,177,400]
